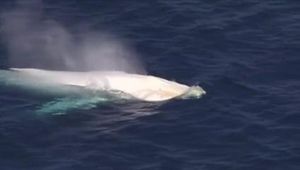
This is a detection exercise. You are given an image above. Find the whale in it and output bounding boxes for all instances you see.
[0,68,205,114]
[7,68,206,102]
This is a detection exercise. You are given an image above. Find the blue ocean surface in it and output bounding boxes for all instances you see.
[0,0,299,170]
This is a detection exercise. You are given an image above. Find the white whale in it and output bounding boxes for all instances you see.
[8,68,206,102]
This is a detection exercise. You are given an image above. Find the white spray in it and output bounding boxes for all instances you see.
[0,0,146,74]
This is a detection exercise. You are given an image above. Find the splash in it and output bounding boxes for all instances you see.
[0,0,145,74]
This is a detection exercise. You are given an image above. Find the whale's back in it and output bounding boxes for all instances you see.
[9,68,205,101]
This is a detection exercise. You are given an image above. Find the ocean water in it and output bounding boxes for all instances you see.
[0,0,299,170]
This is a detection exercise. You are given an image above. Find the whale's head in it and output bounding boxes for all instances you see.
[132,76,206,102]
[179,85,206,99]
